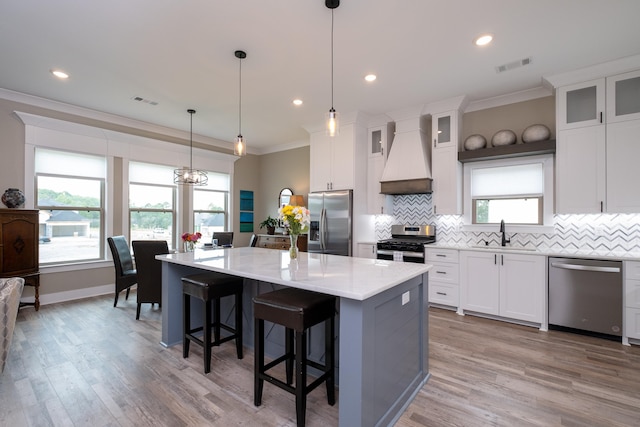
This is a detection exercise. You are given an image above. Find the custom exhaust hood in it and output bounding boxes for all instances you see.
[380,115,432,195]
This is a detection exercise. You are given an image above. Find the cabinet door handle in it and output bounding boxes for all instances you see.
[600,201,603,212]
[600,111,603,123]
[433,138,436,147]
[501,254,504,265]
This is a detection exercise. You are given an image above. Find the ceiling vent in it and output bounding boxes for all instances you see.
[131,96,158,106]
[495,57,532,73]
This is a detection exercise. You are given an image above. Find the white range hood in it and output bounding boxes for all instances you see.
[380,115,432,195]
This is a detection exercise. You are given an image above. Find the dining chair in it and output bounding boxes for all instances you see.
[131,240,168,320]
[212,232,234,246]
[107,236,137,307]
[249,234,258,247]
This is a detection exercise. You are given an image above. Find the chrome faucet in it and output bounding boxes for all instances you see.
[500,219,510,247]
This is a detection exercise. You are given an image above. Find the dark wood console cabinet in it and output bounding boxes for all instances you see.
[0,209,40,310]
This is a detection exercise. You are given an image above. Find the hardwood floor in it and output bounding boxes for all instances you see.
[1,293,639,426]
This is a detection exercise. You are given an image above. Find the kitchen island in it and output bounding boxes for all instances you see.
[157,247,432,427]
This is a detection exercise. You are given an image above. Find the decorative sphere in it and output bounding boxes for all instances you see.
[522,124,551,143]
[1,188,26,208]
[491,129,517,146]
[464,134,487,151]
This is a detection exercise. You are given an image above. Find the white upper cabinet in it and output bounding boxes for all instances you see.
[555,68,640,214]
[368,125,385,158]
[606,119,640,212]
[431,144,461,215]
[557,79,605,130]
[556,125,606,213]
[431,109,462,215]
[366,123,393,214]
[431,111,458,149]
[606,69,640,124]
[310,124,356,192]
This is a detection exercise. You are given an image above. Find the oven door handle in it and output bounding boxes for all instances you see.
[376,249,424,258]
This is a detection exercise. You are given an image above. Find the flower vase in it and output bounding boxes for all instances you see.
[184,241,195,252]
[289,234,299,259]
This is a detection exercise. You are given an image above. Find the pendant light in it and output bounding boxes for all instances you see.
[325,0,340,137]
[173,109,208,186]
[234,50,247,156]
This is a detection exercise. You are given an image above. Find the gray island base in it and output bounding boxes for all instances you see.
[157,247,431,427]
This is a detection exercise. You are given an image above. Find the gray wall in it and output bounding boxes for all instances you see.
[0,96,309,301]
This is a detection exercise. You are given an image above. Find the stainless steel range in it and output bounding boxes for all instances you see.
[376,224,436,263]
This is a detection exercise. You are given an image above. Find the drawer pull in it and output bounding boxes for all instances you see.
[435,271,447,275]
[436,254,446,257]
[436,291,447,296]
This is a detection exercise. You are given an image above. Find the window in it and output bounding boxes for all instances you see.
[193,172,230,243]
[35,148,106,265]
[464,155,554,231]
[129,162,176,250]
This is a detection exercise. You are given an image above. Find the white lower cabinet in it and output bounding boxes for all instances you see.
[624,261,640,340]
[460,251,545,324]
[357,242,376,259]
[426,248,459,309]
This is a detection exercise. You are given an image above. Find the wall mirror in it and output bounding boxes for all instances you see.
[279,187,293,209]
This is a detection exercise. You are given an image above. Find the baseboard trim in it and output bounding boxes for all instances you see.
[19,284,135,308]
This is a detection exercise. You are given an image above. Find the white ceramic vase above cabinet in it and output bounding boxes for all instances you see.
[366,120,394,215]
[551,67,640,214]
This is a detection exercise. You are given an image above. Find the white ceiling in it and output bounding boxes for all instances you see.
[2,0,640,154]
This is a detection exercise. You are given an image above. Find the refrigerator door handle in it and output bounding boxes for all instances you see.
[320,207,327,251]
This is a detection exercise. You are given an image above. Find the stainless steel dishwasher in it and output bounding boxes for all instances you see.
[548,257,622,339]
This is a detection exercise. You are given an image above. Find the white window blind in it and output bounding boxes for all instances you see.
[35,148,106,178]
[471,163,543,197]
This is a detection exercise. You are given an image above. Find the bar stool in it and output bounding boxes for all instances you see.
[253,287,336,427]
[182,272,244,374]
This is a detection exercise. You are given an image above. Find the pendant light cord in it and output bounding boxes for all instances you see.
[189,109,194,170]
[238,57,242,136]
[330,8,334,109]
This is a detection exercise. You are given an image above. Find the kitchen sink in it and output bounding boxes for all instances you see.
[470,245,537,252]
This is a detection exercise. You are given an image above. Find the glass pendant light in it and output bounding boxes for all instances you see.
[325,0,340,137]
[234,50,247,156]
[173,109,208,185]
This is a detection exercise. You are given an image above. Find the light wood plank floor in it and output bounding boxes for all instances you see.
[1,293,639,426]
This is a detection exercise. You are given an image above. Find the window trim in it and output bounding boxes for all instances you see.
[462,154,555,234]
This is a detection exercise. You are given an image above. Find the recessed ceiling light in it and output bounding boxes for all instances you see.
[293,99,303,106]
[365,74,377,82]
[50,69,69,79]
[474,34,493,46]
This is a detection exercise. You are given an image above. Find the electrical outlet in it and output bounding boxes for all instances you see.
[402,291,410,305]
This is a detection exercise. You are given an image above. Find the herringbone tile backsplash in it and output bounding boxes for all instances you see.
[374,194,640,252]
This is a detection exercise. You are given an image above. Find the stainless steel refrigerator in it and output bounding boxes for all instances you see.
[307,189,352,256]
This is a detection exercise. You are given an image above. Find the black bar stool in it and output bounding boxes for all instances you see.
[182,272,244,374]
[253,287,336,427]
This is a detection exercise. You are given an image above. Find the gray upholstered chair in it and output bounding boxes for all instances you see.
[131,240,168,320]
[212,232,234,247]
[107,236,137,307]
[1,277,24,374]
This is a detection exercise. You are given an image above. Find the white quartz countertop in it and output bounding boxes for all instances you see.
[428,243,640,261]
[157,247,432,301]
